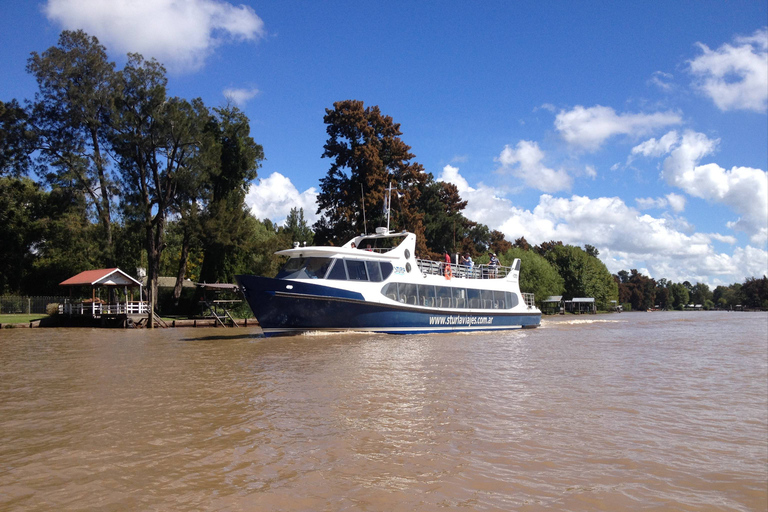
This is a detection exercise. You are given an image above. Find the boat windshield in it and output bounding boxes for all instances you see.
[276,257,333,279]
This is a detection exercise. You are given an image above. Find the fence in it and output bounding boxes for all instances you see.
[0,296,68,315]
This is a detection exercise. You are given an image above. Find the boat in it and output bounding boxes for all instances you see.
[236,226,541,337]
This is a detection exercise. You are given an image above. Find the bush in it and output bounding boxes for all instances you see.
[46,303,60,315]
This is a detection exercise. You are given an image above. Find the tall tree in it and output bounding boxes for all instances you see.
[26,30,118,263]
[197,105,264,284]
[314,100,429,251]
[417,180,467,258]
[111,54,212,326]
[283,207,314,246]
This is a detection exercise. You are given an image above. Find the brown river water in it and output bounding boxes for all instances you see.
[1,312,766,511]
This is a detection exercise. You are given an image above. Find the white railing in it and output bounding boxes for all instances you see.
[522,293,536,309]
[59,301,149,316]
[416,259,511,279]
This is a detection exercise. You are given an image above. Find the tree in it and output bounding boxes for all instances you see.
[0,177,43,293]
[283,207,314,246]
[500,247,564,305]
[27,30,118,264]
[690,282,713,309]
[544,244,618,309]
[741,276,768,309]
[584,244,599,258]
[668,282,690,310]
[489,230,512,256]
[314,100,429,251]
[197,105,264,285]
[111,54,212,326]
[417,180,468,258]
[0,100,35,176]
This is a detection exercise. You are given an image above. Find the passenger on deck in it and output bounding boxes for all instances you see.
[488,253,500,278]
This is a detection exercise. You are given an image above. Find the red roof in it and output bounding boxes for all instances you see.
[60,268,141,287]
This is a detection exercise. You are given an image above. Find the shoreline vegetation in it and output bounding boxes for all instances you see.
[1,31,766,318]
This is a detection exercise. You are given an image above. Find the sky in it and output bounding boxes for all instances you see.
[1,1,767,286]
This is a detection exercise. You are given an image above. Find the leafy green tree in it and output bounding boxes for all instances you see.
[545,244,618,309]
[314,100,429,252]
[655,278,671,309]
[28,186,103,294]
[668,282,690,310]
[584,244,599,257]
[741,276,768,309]
[500,247,564,304]
[0,177,44,293]
[690,282,714,309]
[26,30,118,263]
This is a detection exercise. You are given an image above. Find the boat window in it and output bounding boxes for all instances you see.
[276,257,333,279]
[481,290,494,309]
[381,283,398,301]
[399,283,418,305]
[346,260,368,281]
[357,235,406,252]
[326,259,348,280]
[453,288,467,309]
[467,288,481,309]
[436,286,452,308]
[380,262,393,280]
[505,291,518,309]
[366,261,382,282]
[418,285,436,307]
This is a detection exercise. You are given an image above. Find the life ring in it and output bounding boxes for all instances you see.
[445,264,452,280]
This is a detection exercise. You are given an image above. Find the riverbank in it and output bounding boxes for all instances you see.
[0,315,258,329]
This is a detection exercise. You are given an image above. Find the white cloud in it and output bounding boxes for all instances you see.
[708,233,737,245]
[496,140,572,192]
[44,0,265,72]
[660,131,768,243]
[440,166,767,285]
[688,28,768,112]
[554,105,682,151]
[245,172,318,226]
[636,197,667,210]
[649,70,675,92]
[630,130,680,158]
[223,87,259,106]
[665,193,686,213]
[584,165,597,179]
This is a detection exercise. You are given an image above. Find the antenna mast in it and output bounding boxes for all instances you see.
[361,183,367,235]
[386,181,392,232]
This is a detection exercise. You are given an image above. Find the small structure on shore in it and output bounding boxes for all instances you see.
[541,296,564,315]
[59,268,149,326]
[564,297,596,314]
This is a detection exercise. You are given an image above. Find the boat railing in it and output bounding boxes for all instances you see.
[522,293,536,309]
[416,259,511,279]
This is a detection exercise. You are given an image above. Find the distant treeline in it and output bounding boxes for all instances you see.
[1,30,765,312]
[614,269,768,311]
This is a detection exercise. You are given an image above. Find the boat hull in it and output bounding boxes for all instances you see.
[237,275,541,337]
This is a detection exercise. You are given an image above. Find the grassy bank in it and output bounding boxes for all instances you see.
[0,314,48,325]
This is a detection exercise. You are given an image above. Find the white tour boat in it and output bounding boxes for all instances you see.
[237,227,541,336]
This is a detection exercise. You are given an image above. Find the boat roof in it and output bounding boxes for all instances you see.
[276,229,413,260]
